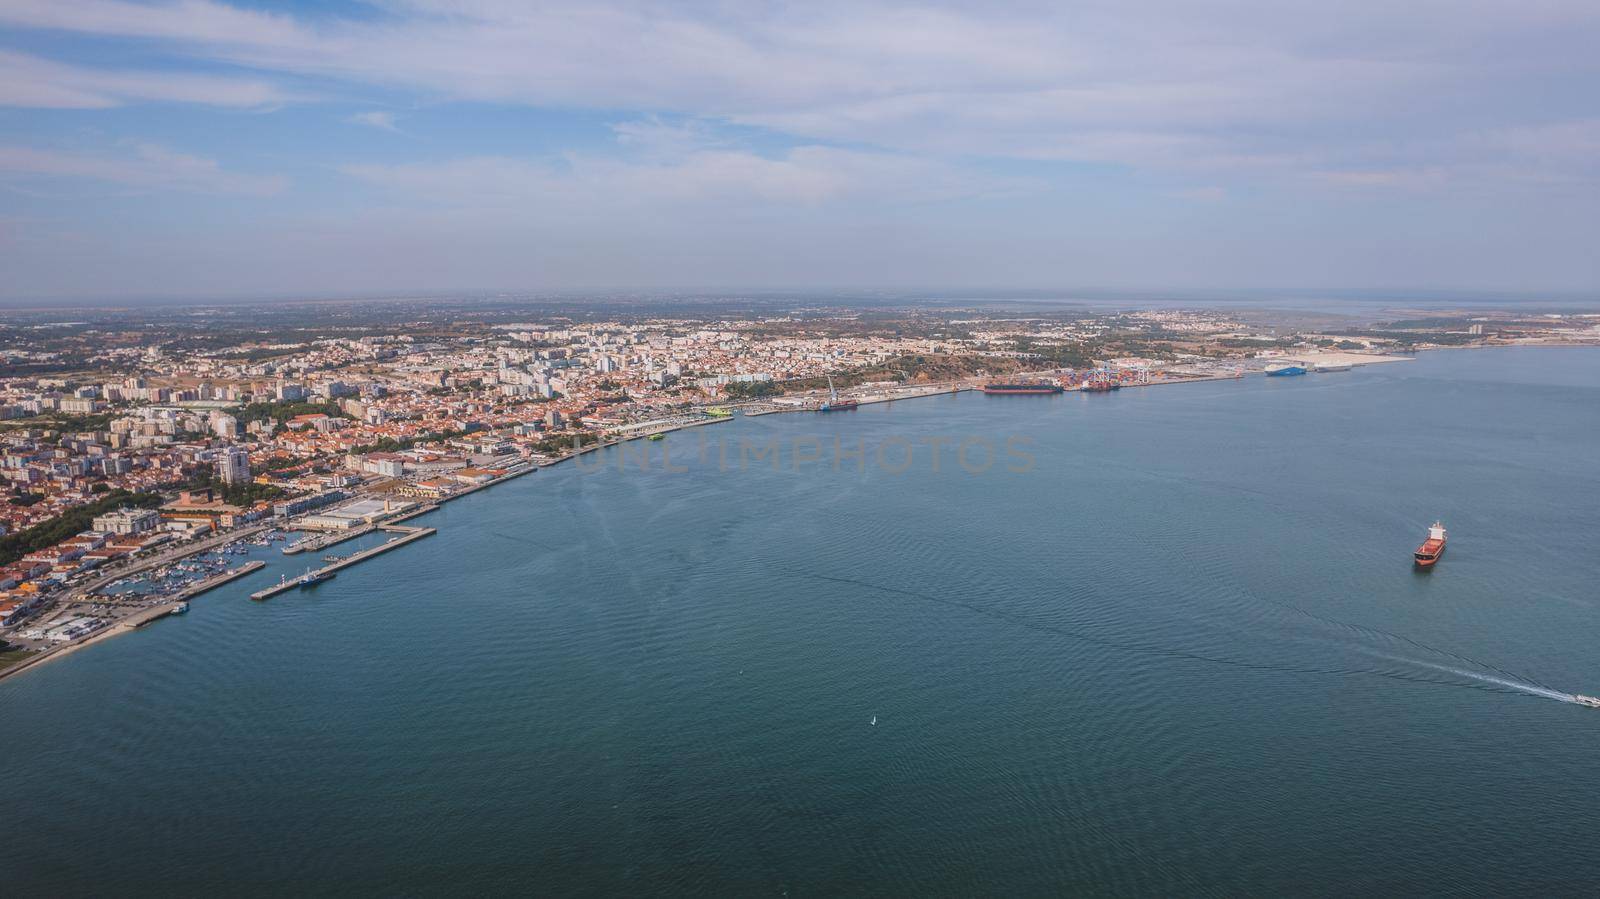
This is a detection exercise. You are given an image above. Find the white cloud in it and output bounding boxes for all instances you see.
[0,0,306,47]
[343,145,1020,211]
[610,117,727,158]
[0,142,288,195]
[1172,186,1227,201]
[348,111,401,132]
[1,1,1598,188]
[0,50,290,109]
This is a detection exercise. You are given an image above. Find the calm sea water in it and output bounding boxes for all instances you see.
[4,347,1599,896]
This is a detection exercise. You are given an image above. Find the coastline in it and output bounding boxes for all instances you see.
[1,342,1582,685]
[0,560,266,683]
[0,417,732,682]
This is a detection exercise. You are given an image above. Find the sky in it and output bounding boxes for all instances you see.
[0,0,1597,302]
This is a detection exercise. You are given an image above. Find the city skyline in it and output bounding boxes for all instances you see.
[2,0,1599,300]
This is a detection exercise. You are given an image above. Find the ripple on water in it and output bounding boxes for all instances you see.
[4,348,1600,895]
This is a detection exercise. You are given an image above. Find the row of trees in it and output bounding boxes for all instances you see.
[0,490,165,567]
[184,468,287,507]
[722,380,783,399]
[350,428,470,455]
[230,400,350,426]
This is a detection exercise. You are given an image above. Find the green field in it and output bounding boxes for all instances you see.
[0,648,38,672]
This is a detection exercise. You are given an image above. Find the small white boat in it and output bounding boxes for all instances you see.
[869,716,877,726]
[1573,695,1600,709]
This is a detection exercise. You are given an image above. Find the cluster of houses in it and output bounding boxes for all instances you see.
[0,509,172,628]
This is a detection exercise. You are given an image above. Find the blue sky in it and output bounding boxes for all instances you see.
[1,0,1597,301]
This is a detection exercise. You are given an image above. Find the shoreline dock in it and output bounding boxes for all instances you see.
[0,560,267,683]
[283,526,374,555]
[249,527,435,601]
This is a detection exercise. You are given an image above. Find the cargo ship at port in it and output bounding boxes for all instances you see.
[1080,380,1120,393]
[1266,364,1308,376]
[819,373,860,411]
[1413,521,1447,568]
[981,383,1063,395]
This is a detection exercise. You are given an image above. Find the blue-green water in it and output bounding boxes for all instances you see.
[4,347,1599,896]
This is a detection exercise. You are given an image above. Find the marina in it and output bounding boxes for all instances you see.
[0,561,265,681]
[249,526,436,601]
[282,527,375,555]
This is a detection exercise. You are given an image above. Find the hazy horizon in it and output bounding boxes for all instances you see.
[3,1,1598,301]
[4,286,1598,317]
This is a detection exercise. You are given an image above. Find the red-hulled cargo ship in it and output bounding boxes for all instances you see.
[1413,521,1447,568]
[981,383,1063,395]
[818,373,859,411]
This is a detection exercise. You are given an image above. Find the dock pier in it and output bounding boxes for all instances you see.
[250,526,436,600]
[282,526,374,555]
[128,560,270,625]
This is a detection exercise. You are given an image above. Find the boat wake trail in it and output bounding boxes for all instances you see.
[785,569,1571,703]
[1246,594,1561,692]
[1359,651,1577,703]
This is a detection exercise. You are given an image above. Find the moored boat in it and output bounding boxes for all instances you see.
[1413,521,1447,568]
[295,569,336,588]
[1266,364,1308,376]
[819,373,860,410]
[981,383,1063,395]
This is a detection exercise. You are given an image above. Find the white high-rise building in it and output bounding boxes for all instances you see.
[216,446,251,485]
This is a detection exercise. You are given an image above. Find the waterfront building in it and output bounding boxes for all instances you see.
[91,508,161,536]
[272,490,347,518]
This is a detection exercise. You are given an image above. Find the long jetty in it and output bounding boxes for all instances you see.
[177,560,266,602]
[282,526,373,555]
[250,526,435,601]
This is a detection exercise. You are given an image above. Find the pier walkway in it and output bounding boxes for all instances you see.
[250,526,435,600]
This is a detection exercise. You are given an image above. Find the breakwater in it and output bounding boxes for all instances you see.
[250,526,435,600]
